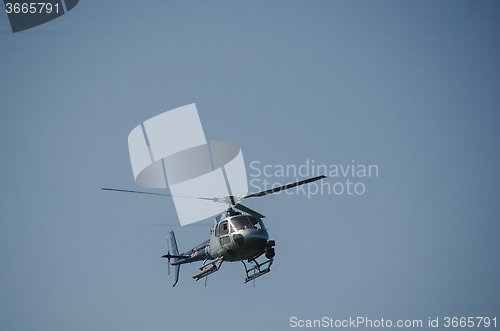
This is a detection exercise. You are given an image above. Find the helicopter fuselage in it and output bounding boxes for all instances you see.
[171,211,271,266]
[209,213,269,262]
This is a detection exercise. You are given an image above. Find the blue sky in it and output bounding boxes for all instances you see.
[1,1,499,330]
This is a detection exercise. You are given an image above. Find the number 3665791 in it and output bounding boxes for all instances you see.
[5,3,59,14]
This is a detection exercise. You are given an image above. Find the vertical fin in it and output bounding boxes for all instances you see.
[169,230,181,287]
[167,236,171,278]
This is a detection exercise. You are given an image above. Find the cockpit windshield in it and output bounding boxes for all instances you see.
[230,216,264,231]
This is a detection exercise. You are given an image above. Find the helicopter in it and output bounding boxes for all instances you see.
[102,174,326,286]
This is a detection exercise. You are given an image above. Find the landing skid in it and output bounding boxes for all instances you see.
[242,257,273,283]
[193,257,223,281]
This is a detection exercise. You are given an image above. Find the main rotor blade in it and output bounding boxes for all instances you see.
[149,223,211,227]
[234,203,265,218]
[101,188,216,201]
[240,175,326,199]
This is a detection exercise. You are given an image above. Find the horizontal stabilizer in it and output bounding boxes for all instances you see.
[162,253,188,259]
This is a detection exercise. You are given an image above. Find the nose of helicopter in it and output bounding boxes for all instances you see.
[233,229,268,249]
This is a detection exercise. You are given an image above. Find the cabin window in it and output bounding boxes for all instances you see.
[219,221,229,236]
[250,217,264,230]
[231,216,263,230]
[220,236,230,245]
